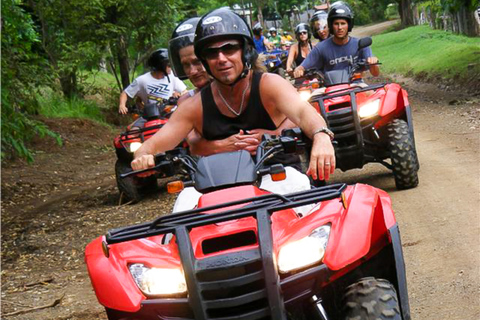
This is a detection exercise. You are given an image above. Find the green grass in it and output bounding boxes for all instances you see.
[37,90,107,124]
[82,70,119,91]
[372,25,480,81]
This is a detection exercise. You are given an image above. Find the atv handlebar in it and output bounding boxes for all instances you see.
[122,128,307,180]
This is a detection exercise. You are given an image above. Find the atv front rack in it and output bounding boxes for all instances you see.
[106,183,346,320]
[106,183,346,244]
[119,123,165,145]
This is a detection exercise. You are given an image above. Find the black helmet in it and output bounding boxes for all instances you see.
[310,10,328,40]
[252,22,262,36]
[194,8,257,85]
[169,17,201,80]
[148,49,169,74]
[294,23,311,41]
[328,2,354,32]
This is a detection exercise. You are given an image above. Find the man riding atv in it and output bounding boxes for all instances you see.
[252,23,274,54]
[294,2,379,81]
[132,8,335,184]
[118,49,187,128]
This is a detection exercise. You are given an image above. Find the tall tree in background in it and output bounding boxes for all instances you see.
[97,0,177,90]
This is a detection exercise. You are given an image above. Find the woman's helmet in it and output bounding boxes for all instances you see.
[294,23,311,41]
[283,31,288,36]
[194,8,257,85]
[269,27,277,34]
[168,17,201,80]
[252,22,263,36]
[148,49,169,73]
[310,10,328,40]
[328,2,354,32]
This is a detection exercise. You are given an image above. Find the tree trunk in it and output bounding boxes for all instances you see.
[462,6,479,36]
[59,71,78,99]
[257,4,264,27]
[398,0,415,27]
[116,35,130,89]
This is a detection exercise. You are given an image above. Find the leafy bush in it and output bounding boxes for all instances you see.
[1,90,62,163]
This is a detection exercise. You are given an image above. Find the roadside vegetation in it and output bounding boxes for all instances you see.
[372,25,480,84]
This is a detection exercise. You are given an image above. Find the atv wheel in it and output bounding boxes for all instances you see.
[115,159,156,203]
[276,67,286,78]
[387,119,419,190]
[342,277,401,320]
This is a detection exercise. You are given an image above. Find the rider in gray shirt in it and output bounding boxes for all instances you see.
[294,2,379,78]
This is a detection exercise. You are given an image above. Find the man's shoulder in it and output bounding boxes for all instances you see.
[133,72,153,84]
[316,37,333,49]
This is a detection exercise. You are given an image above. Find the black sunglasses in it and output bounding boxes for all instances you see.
[299,31,308,35]
[202,43,242,60]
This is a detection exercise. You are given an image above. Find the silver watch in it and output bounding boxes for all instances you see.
[313,127,334,141]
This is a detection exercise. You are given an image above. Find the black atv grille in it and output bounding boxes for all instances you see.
[312,84,385,171]
[106,184,347,320]
[196,250,269,319]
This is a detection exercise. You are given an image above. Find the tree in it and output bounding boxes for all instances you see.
[1,0,61,162]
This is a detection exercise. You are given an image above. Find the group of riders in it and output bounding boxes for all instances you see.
[118,1,381,204]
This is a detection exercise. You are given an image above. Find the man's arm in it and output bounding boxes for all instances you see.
[118,91,129,114]
[131,97,198,173]
[361,47,380,77]
[261,73,335,181]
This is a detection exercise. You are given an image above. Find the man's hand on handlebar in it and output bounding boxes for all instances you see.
[131,154,156,178]
[293,66,305,78]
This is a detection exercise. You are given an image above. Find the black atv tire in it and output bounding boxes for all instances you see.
[387,119,419,190]
[342,277,401,320]
[276,67,286,78]
[115,159,156,203]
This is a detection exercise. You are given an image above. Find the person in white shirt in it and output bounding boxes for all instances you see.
[118,49,187,121]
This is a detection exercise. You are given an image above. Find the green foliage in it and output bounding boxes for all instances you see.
[1,0,61,162]
[1,89,62,163]
[372,25,480,80]
[343,0,392,25]
[385,3,400,19]
[37,91,106,123]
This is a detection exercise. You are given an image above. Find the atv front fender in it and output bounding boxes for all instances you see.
[85,235,180,312]
[323,184,396,271]
[85,237,145,312]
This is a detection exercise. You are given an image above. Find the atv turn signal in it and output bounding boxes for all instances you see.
[167,181,184,193]
[270,164,286,181]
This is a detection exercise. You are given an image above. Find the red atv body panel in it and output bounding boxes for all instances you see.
[85,183,396,313]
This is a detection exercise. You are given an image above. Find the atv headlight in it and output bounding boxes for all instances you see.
[129,263,187,296]
[299,90,311,101]
[126,142,142,153]
[277,225,331,273]
[358,99,380,118]
[269,61,275,68]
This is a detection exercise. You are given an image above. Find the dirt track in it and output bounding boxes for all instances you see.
[2,24,480,320]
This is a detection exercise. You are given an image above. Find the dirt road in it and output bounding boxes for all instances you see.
[2,24,479,320]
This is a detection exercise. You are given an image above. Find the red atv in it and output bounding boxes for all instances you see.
[114,97,181,203]
[86,129,411,320]
[296,37,419,190]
